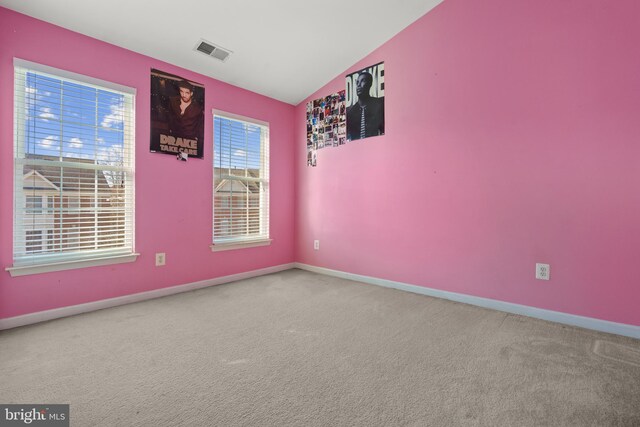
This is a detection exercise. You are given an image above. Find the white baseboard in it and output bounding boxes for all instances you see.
[294,263,640,340]
[0,263,296,331]
[4,262,639,340]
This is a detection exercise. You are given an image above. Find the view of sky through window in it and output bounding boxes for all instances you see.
[23,72,126,165]
[214,116,262,172]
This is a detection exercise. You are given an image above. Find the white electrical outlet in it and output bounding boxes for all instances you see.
[536,263,550,280]
[155,253,166,267]
[314,240,320,251]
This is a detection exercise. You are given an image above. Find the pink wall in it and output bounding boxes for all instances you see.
[295,0,640,326]
[0,8,296,319]
[3,1,640,327]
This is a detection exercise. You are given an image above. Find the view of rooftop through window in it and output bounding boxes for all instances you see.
[213,114,269,244]
[14,64,134,264]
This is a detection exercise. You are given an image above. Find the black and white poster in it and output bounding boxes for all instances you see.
[150,69,205,158]
[345,62,384,141]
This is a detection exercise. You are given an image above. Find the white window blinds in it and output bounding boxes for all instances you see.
[213,112,269,245]
[13,60,135,266]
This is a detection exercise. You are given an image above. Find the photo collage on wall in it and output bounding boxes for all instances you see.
[306,90,346,167]
[306,62,384,167]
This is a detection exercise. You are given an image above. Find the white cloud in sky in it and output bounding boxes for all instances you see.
[233,149,247,157]
[65,152,91,160]
[69,137,83,149]
[25,86,37,95]
[38,135,58,149]
[101,101,125,128]
[38,107,56,121]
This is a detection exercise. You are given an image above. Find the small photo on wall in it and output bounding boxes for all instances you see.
[307,147,317,167]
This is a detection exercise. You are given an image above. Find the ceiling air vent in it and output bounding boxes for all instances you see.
[195,40,232,62]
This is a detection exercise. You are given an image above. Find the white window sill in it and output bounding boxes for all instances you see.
[6,253,140,277]
[210,239,272,252]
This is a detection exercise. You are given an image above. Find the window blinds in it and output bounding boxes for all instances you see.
[213,113,269,244]
[13,60,135,266]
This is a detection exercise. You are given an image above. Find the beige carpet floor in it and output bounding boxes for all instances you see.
[1,269,639,426]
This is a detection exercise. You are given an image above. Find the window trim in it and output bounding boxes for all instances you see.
[210,239,272,252]
[10,58,137,275]
[14,58,136,95]
[6,253,140,277]
[212,110,270,250]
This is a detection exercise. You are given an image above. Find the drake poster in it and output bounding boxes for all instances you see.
[150,69,205,158]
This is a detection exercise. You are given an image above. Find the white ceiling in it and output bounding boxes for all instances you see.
[0,0,443,105]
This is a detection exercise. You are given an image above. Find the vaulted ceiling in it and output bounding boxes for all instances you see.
[0,0,444,105]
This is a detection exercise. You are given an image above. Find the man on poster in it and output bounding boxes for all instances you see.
[168,80,204,142]
[150,69,205,158]
[346,71,384,141]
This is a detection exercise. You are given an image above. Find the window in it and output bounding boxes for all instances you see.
[10,59,136,275]
[45,196,55,213]
[25,231,43,253]
[25,196,43,214]
[213,112,269,250]
[46,230,55,250]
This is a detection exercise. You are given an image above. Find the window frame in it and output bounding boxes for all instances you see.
[211,110,271,252]
[6,59,139,277]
